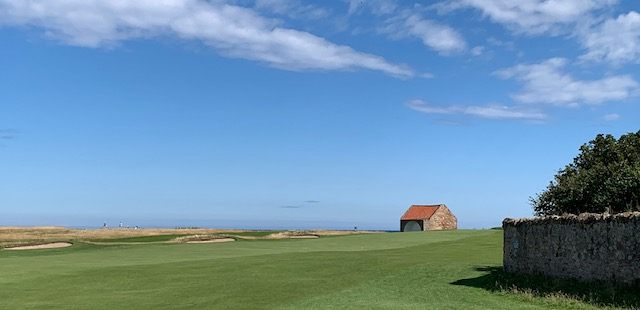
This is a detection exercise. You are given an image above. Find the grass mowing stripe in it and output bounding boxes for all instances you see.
[1,233,502,309]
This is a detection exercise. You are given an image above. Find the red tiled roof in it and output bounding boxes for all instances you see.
[401,204,443,220]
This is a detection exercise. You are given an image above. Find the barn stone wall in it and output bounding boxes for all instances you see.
[503,212,640,284]
[427,206,457,230]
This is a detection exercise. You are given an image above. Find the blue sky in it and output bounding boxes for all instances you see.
[0,0,639,230]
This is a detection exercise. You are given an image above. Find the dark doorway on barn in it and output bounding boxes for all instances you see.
[402,220,422,231]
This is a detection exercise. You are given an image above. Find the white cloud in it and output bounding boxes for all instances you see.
[580,11,640,64]
[496,58,639,106]
[346,1,466,55]
[381,11,466,55]
[420,72,435,79]
[602,113,620,121]
[470,45,485,56]
[439,0,616,35]
[438,1,640,65]
[403,13,466,54]
[0,0,413,77]
[486,37,515,50]
[407,99,546,120]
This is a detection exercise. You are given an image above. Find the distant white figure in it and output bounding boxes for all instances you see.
[119,221,123,228]
[103,222,107,228]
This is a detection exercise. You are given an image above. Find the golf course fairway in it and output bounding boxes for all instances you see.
[0,230,608,309]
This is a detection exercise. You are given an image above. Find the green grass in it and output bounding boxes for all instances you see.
[88,234,189,243]
[0,230,629,309]
[454,267,640,308]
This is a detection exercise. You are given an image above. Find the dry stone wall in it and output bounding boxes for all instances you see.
[503,212,640,284]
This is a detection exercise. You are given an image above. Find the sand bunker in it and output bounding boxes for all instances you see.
[186,238,235,244]
[267,232,319,239]
[5,242,73,251]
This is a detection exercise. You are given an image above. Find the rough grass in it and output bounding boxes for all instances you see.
[0,230,630,309]
[88,234,190,243]
[224,230,283,237]
[0,228,367,247]
[0,227,235,245]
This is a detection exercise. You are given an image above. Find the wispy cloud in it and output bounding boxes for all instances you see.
[0,129,18,140]
[579,11,640,65]
[348,1,466,55]
[279,200,319,208]
[495,58,639,106]
[381,10,467,55]
[407,99,546,120]
[470,46,485,56]
[278,199,320,209]
[436,0,616,35]
[602,113,620,121]
[253,0,330,20]
[0,0,413,77]
[410,56,637,121]
[347,0,397,16]
[436,1,640,66]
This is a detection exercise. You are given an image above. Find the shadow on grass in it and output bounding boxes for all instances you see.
[451,266,640,309]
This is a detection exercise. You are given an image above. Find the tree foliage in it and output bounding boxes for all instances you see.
[532,131,640,216]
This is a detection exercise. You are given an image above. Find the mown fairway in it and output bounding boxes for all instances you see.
[0,230,607,309]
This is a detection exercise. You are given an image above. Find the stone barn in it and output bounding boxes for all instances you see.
[400,204,457,232]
